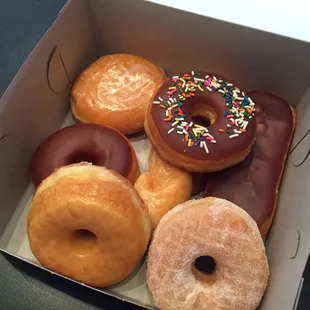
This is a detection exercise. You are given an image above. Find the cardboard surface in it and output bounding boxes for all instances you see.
[88,0,310,105]
[1,0,310,309]
[0,0,97,237]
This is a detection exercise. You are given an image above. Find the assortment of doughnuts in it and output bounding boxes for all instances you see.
[27,53,297,309]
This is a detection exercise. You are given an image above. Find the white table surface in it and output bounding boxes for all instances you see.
[148,0,310,43]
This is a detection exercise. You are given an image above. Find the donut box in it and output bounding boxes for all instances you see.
[0,0,310,309]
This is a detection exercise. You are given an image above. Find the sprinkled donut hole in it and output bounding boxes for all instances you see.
[147,71,257,172]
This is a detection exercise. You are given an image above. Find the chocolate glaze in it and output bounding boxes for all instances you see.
[31,123,133,187]
[191,173,208,195]
[151,72,256,161]
[204,91,295,234]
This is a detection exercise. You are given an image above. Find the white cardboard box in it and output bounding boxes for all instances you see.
[1,0,310,309]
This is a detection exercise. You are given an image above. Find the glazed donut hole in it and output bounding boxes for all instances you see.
[71,229,98,253]
[193,255,217,283]
[191,103,217,128]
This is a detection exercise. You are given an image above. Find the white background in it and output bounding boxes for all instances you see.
[148,0,310,42]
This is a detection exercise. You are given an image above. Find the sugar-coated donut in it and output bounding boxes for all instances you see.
[28,164,151,287]
[145,72,256,172]
[71,54,167,135]
[147,197,269,310]
[134,148,192,230]
[31,123,139,188]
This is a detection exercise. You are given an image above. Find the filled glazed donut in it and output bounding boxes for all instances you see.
[134,148,192,230]
[71,54,167,135]
[31,123,139,187]
[145,72,256,172]
[28,164,151,287]
[147,197,269,310]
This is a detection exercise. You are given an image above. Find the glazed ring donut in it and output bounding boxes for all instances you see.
[71,54,167,135]
[147,197,269,310]
[134,148,192,230]
[28,164,151,287]
[31,123,139,187]
[145,72,256,172]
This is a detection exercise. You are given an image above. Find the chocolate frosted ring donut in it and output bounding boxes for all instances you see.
[145,72,256,172]
[31,123,139,187]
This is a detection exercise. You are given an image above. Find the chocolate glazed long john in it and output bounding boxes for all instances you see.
[203,91,296,238]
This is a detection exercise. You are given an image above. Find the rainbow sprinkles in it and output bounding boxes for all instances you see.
[153,72,256,154]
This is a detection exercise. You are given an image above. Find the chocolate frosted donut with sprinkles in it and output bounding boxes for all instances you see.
[145,72,257,172]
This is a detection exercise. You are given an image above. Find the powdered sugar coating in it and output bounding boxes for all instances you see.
[147,197,269,310]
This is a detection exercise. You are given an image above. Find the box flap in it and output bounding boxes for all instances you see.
[0,0,97,237]
[88,0,310,107]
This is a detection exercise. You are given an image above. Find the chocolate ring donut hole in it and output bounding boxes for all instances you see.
[193,255,217,283]
[69,151,97,165]
[191,103,217,129]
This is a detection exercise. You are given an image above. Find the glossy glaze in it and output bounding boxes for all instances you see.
[151,72,256,161]
[204,91,295,233]
[31,123,132,187]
